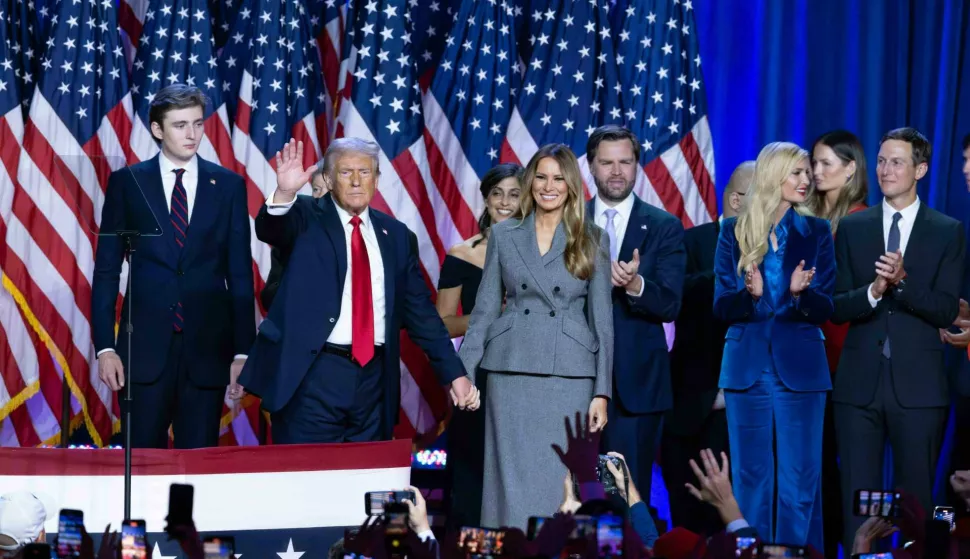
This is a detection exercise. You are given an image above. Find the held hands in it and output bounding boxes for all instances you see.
[744,265,763,299]
[227,357,246,401]
[789,260,815,296]
[449,375,480,411]
[273,139,318,203]
[611,249,643,295]
[98,352,125,392]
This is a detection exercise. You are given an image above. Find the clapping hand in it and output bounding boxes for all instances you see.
[789,260,815,296]
[611,249,643,295]
[745,265,763,299]
[875,250,906,285]
[273,139,318,202]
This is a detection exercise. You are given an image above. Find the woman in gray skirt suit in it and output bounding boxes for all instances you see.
[458,143,614,529]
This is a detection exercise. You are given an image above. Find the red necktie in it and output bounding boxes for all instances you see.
[350,216,374,366]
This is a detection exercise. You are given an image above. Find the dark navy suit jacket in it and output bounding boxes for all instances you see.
[238,193,465,439]
[713,212,835,392]
[587,196,686,414]
[91,155,255,387]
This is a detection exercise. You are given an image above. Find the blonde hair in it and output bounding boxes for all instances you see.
[517,144,598,280]
[736,142,812,275]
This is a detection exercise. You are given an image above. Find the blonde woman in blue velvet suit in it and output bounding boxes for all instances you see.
[713,142,836,550]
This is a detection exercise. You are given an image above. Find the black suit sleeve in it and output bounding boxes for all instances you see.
[893,220,965,328]
[226,176,256,355]
[626,217,686,322]
[400,230,465,385]
[260,248,284,311]
[831,221,878,325]
[91,169,128,353]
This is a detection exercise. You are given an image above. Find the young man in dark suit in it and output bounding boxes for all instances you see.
[832,127,966,550]
[661,160,752,534]
[585,125,686,500]
[92,84,255,449]
[239,138,476,443]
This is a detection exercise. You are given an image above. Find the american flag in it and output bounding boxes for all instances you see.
[613,0,715,226]
[423,0,520,226]
[502,0,624,179]
[337,0,458,439]
[1,0,131,446]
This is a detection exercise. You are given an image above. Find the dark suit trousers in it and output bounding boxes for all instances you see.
[835,356,948,551]
[660,408,729,535]
[271,350,384,444]
[602,401,663,502]
[946,394,970,507]
[124,333,225,449]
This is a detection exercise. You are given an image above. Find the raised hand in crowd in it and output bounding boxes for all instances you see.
[605,451,641,506]
[344,516,388,559]
[552,412,601,484]
[789,260,816,296]
[851,516,899,555]
[165,521,204,559]
[941,299,970,347]
[401,485,432,535]
[685,449,743,526]
[532,513,577,559]
[744,265,763,299]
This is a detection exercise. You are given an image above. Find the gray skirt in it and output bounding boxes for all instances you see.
[480,371,594,529]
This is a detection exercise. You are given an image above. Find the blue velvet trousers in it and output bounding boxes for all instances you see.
[724,367,826,550]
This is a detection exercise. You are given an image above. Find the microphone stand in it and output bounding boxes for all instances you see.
[119,231,140,521]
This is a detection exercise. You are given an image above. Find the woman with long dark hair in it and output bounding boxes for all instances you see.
[806,130,868,557]
[459,144,613,528]
[436,163,522,528]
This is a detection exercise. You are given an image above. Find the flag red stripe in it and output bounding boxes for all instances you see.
[118,0,144,46]
[422,130,479,239]
[388,150,446,264]
[82,136,113,195]
[23,123,99,241]
[679,133,717,221]
[10,404,41,447]
[643,158,691,228]
[107,103,138,166]
[499,138,522,166]
[204,112,239,174]
[0,311,29,409]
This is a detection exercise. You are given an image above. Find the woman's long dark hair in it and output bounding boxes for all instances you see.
[808,130,868,234]
[473,163,523,246]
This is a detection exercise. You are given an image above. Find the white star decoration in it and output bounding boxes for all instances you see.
[152,542,176,559]
[277,539,305,559]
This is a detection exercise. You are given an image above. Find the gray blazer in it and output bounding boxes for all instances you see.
[458,213,614,398]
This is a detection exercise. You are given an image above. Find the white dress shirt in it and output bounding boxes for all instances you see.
[593,194,676,351]
[868,197,921,307]
[266,191,387,345]
[159,152,200,221]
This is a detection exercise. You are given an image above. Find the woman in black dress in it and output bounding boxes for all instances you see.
[436,163,522,527]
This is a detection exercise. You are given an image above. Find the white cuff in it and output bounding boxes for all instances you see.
[233,354,247,361]
[266,191,297,215]
[417,530,435,543]
[626,275,646,298]
[867,283,881,308]
[726,518,750,533]
[96,348,116,358]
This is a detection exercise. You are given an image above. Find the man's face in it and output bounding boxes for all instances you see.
[331,153,377,215]
[962,145,970,191]
[590,139,638,203]
[150,106,204,163]
[876,139,924,200]
[310,173,330,198]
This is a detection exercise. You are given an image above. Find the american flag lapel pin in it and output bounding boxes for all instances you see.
[382,228,388,235]
[210,178,216,185]
[640,224,647,230]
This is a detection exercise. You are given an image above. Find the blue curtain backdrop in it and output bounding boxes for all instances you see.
[693,0,970,503]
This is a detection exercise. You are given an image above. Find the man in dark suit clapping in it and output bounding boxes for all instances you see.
[832,128,966,550]
[661,160,753,535]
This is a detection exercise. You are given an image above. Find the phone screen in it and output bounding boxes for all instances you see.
[57,509,84,558]
[736,536,757,553]
[459,527,506,558]
[853,490,899,517]
[203,537,235,559]
[855,554,893,559]
[933,506,955,532]
[365,491,415,516]
[121,520,147,559]
[759,544,807,558]
[595,514,622,559]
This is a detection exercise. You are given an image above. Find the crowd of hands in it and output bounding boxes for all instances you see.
[46,412,970,559]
